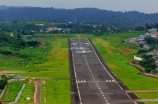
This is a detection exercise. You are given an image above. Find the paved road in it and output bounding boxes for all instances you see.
[34,81,41,103]
[69,38,139,104]
[14,83,25,103]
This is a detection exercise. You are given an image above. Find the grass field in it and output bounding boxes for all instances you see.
[145,102,158,104]
[17,82,35,103]
[135,92,158,99]
[33,36,69,71]
[1,81,23,102]
[90,33,158,90]
[44,79,71,104]
[2,32,158,104]
[88,32,158,103]
[1,34,71,103]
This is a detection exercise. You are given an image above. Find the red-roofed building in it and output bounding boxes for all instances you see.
[153,36,158,39]
[48,27,57,31]
[143,33,149,36]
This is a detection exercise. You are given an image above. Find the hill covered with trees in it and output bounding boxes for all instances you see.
[1,6,158,28]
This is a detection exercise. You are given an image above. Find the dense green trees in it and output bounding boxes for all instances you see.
[0,80,7,89]
[1,6,158,28]
[26,41,40,47]
[145,23,158,29]
[135,26,145,31]
[144,37,158,46]
[0,32,40,53]
[139,55,157,73]
[0,75,9,89]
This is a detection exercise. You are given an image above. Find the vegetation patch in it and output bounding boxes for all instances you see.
[126,57,135,61]
[34,38,69,71]
[90,33,158,95]
[106,63,119,69]
[119,47,136,55]
[93,38,114,55]
[17,82,35,103]
[135,92,158,99]
[45,79,71,104]
[1,81,23,102]
[145,102,158,104]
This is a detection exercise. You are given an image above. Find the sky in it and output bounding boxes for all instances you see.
[1,0,158,13]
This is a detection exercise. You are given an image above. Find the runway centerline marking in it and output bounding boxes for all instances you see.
[87,39,124,91]
[83,54,95,81]
[70,38,134,104]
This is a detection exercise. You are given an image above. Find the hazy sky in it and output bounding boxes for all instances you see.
[1,0,158,13]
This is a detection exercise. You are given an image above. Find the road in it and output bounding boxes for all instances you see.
[34,81,41,103]
[69,38,143,104]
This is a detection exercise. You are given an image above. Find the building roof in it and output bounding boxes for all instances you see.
[8,74,17,77]
[8,74,24,78]
[49,27,57,29]
[153,36,158,39]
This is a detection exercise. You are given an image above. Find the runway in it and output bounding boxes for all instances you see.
[68,38,143,104]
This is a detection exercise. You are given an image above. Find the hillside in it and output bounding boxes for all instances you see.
[0,5,158,28]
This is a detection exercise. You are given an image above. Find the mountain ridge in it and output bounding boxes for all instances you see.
[0,6,158,28]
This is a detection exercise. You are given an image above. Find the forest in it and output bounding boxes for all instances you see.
[1,6,158,28]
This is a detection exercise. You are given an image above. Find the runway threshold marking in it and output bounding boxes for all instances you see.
[87,38,134,101]
[83,54,108,103]
[78,38,108,103]
[87,39,124,91]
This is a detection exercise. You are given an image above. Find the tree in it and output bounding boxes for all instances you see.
[145,23,151,29]
[139,55,157,73]
[0,80,7,89]
[1,75,9,81]
[26,41,41,47]
[135,26,145,31]
[139,44,143,48]
[145,68,152,73]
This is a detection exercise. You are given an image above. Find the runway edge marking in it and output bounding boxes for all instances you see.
[87,38,124,90]
[71,39,83,104]
[87,38,135,100]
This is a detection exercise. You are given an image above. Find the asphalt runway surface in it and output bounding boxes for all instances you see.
[69,38,143,104]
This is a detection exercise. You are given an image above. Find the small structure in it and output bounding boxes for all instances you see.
[148,28,157,32]
[36,24,44,26]
[20,35,32,37]
[134,55,143,61]
[0,75,1,80]
[29,79,33,84]
[142,45,149,50]
[47,27,57,31]
[153,36,158,39]
[27,97,30,101]
[8,74,25,81]
[31,30,35,33]
[138,39,144,42]
[124,38,137,44]
[13,75,25,81]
